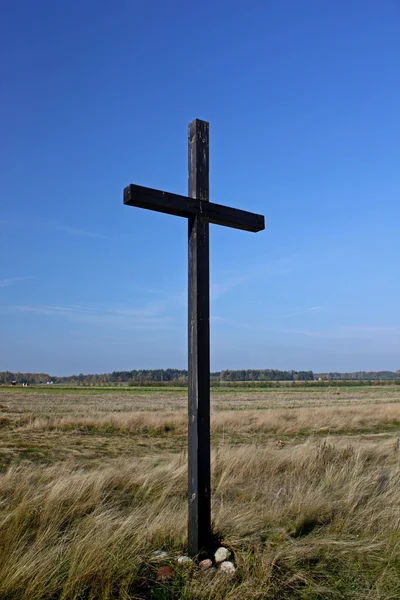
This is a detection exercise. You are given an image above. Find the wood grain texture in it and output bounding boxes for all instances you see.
[187,119,211,556]
[123,184,265,232]
[123,118,265,557]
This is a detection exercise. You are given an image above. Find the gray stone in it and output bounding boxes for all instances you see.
[177,555,192,564]
[219,561,236,574]
[214,547,231,563]
[151,550,168,559]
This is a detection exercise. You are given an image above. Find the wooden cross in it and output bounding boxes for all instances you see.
[123,119,265,556]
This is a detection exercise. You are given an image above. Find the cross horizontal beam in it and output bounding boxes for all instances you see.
[124,184,265,233]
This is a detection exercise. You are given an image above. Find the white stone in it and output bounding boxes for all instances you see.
[177,555,192,564]
[214,547,231,563]
[219,561,236,574]
[151,550,168,559]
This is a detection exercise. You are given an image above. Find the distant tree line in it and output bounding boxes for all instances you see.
[315,371,400,381]
[110,369,188,383]
[0,369,313,384]
[218,369,314,381]
[1,368,399,385]
[0,372,51,384]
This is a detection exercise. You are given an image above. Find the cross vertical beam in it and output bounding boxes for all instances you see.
[122,118,265,557]
[188,119,211,556]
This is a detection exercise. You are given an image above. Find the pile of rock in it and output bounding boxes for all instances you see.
[153,546,236,580]
[210,546,235,573]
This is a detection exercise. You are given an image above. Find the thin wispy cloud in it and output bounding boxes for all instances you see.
[127,257,296,310]
[134,285,169,295]
[211,316,261,331]
[55,225,111,240]
[345,325,400,334]
[280,325,400,339]
[211,275,249,300]
[211,256,295,301]
[212,306,322,331]
[0,276,37,287]
[212,315,400,346]
[279,306,322,319]
[133,257,295,306]
[8,302,175,331]
[0,216,112,240]
[279,327,328,337]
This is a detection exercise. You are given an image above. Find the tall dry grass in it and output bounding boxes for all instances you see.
[3,384,400,416]
[2,387,400,598]
[0,440,400,598]
[15,401,400,437]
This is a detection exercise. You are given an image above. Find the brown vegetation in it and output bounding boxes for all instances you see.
[0,386,399,598]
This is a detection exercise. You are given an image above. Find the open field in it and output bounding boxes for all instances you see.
[1,385,400,598]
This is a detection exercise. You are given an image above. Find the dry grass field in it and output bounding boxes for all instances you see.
[1,385,400,599]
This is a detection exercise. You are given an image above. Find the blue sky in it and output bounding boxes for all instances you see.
[1,0,399,375]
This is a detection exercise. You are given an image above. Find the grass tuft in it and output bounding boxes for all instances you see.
[0,386,400,597]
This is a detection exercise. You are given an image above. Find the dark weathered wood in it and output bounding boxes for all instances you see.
[188,119,211,556]
[123,184,265,232]
[123,118,265,559]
